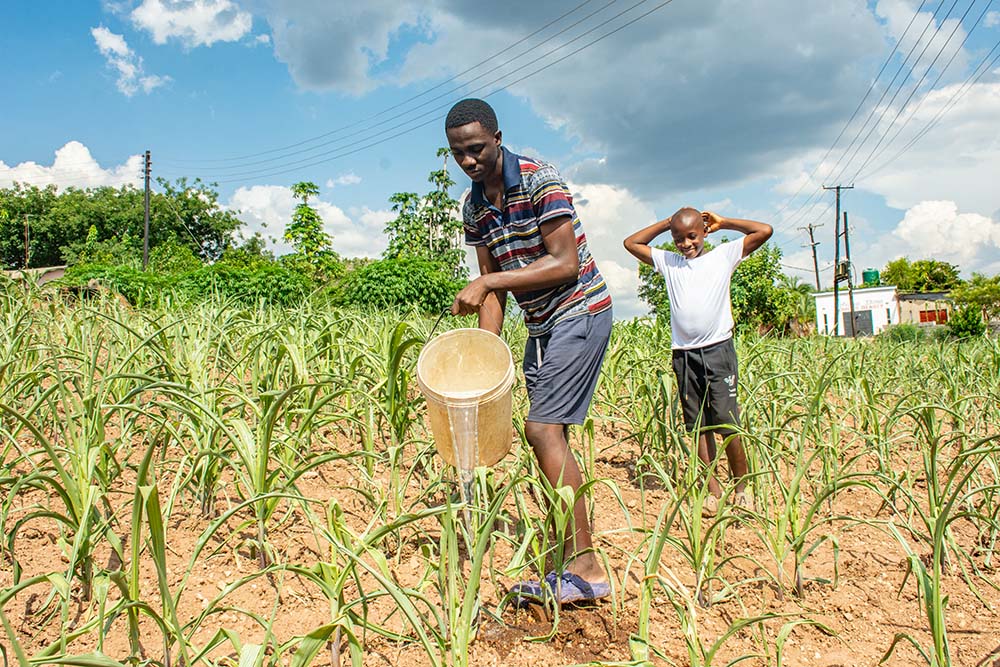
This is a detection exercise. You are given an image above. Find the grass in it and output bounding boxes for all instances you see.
[1,283,998,666]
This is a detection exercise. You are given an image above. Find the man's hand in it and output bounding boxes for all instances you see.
[451,276,491,316]
[702,210,724,234]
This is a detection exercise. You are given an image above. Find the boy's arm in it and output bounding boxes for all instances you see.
[623,217,672,266]
[703,211,773,257]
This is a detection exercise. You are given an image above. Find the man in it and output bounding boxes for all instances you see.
[446,98,612,604]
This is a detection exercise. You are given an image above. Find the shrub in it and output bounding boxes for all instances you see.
[880,323,925,343]
[946,305,986,339]
[334,257,463,314]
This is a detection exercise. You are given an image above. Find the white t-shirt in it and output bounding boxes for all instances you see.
[651,240,744,350]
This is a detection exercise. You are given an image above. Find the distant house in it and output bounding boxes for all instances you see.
[814,285,899,336]
[813,285,953,336]
[897,291,953,325]
[2,265,66,285]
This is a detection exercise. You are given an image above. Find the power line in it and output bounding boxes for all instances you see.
[159,0,606,166]
[771,0,955,235]
[766,0,930,225]
[860,25,1000,178]
[162,0,661,180]
[840,0,982,184]
[853,0,995,178]
[189,0,679,184]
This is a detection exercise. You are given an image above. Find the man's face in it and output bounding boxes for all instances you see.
[446,122,502,183]
[671,215,707,258]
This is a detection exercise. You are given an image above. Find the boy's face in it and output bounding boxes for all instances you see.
[671,214,707,258]
[446,122,502,184]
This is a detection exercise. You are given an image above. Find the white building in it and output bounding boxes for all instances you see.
[813,285,899,336]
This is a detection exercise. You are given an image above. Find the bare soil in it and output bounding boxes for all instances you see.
[3,423,999,667]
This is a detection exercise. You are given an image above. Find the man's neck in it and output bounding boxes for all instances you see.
[482,148,505,199]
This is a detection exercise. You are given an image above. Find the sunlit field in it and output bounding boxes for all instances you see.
[2,284,998,667]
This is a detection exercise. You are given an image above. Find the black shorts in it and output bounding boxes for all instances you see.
[671,337,741,435]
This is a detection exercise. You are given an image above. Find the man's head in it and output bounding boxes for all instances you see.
[445,98,502,183]
[670,207,708,258]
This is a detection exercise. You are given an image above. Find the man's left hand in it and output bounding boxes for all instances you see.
[451,277,491,315]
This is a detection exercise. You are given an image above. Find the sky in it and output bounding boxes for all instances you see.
[2,0,1000,318]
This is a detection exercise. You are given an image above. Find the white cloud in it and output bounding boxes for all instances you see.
[861,81,1000,214]
[0,141,143,190]
[568,181,657,318]
[228,184,390,258]
[892,200,1000,266]
[91,26,170,96]
[131,0,252,47]
[986,11,1000,28]
[257,1,422,94]
[325,172,362,188]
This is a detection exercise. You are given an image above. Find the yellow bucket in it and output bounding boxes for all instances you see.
[416,328,515,467]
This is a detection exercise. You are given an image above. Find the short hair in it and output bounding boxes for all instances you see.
[445,99,498,133]
[671,207,702,228]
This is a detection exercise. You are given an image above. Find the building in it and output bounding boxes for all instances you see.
[2,265,66,285]
[814,285,899,336]
[897,291,953,325]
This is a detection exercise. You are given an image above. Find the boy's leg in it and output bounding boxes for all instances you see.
[698,431,724,498]
[524,421,605,582]
[723,434,748,494]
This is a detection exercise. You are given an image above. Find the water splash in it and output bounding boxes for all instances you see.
[446,402,479,506]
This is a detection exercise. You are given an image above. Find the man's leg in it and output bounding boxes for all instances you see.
[524,420,606,583]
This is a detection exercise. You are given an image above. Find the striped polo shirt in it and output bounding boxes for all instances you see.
[463,147,612,337]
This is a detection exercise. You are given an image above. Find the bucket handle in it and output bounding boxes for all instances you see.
[427,305,502,342]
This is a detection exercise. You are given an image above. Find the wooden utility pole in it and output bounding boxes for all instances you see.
[843,211,857,337]
[143,150,151,270]
[798,223,823,290]
[824,184,853,335]
[23,214,30,268]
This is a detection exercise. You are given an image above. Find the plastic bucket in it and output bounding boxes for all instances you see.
[416,328,515,467]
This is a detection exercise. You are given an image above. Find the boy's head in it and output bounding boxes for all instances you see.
[445,98,502,183]
[670,207,708,258]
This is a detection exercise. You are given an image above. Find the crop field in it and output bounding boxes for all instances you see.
[1,286,999,667]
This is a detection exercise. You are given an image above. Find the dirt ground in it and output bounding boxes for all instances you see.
[3,423,999,667]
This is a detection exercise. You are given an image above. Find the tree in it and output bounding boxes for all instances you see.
[950,273,1000,322]
[383,149,466,278]
[0,179,241,270]
[882,257,961,292]
[284,181,332,263]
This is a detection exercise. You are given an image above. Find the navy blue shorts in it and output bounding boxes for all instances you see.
[671,337,741,435]
[522,309,613,425]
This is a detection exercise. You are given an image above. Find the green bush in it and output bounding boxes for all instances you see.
[63,261,311,307]
[334,257,463,314]
[946,305,986,339]
[880,323,925,343]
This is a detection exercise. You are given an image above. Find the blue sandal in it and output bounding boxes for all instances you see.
[509,571,611,607]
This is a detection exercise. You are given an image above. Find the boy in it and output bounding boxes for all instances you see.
[623,208,772,514]
[445,99,613,603]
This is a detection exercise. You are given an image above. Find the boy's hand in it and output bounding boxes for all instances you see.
[702,211,724,234]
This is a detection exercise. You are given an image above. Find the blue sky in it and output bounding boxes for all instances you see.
[3,0,1000,317]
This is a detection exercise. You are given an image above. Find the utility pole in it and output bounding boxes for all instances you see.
[23,214,30,268]
[824,184,853,336]
[143,150,151,270]
[798,222,823,290]
[843,211,857,337]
